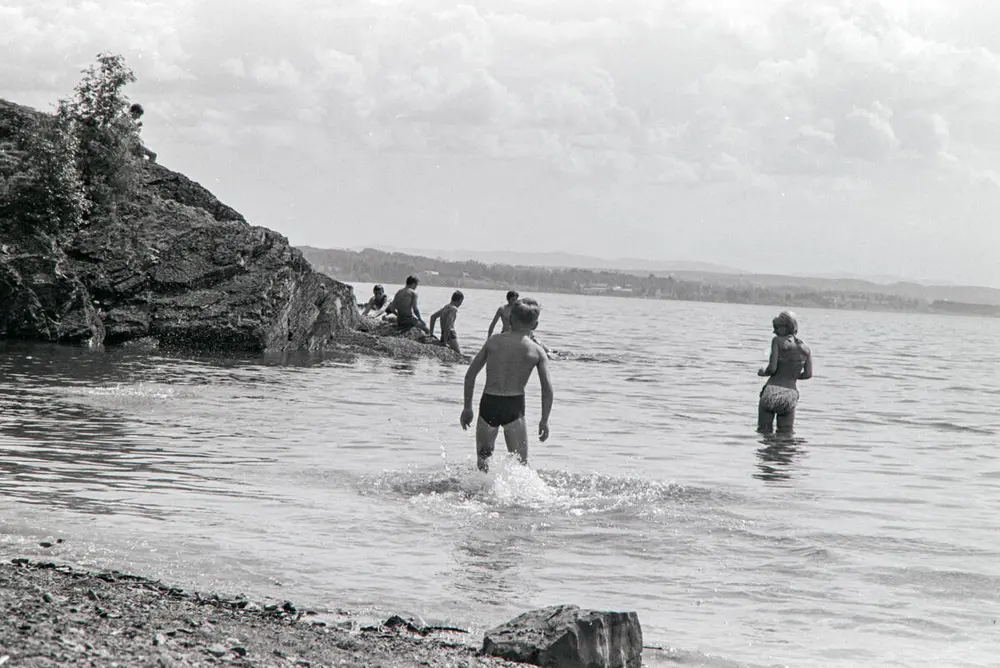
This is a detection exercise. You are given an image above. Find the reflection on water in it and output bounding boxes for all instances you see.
[390,361,417,374]
[0,342,282,521]
[753,435,809,484]
[450,529,534,608]
[0,290,999,668]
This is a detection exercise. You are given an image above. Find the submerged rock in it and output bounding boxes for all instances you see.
[0,98,460,361]
[482,604,643,668]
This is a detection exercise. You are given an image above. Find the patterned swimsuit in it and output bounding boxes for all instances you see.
[759,336,806,414]
[759,385,799,415]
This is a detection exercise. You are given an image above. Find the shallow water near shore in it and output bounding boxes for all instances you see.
[1,286,999,667]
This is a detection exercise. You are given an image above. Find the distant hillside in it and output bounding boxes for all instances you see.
[649,270,1000,307]
[294,246,1000,317]
[355,246,1000,307]
[375,247,746,275]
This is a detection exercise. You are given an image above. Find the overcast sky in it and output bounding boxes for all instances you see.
[3,0,999,286]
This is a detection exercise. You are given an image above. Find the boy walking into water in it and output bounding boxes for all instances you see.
[461,298,553,472]
[429,291,464,354]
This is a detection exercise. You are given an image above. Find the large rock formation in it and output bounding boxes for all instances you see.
[0,98,460,360]
[482,605,643,668]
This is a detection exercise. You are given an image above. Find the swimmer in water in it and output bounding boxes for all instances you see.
[757,310,813,434]
[462,298,553,472]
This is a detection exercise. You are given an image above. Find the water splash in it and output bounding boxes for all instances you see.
[58,382,194,402]
[362,458,720,519]
[482,455,558,508]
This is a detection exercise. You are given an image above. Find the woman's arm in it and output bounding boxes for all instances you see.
[758,337,779,376]
[799,345,813,380]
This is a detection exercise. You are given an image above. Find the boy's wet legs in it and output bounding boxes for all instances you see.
[476,417,499,472]
[502,417,529,464]
[475,416,528,471]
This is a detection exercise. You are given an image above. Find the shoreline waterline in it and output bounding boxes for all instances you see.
[0,556,525,667]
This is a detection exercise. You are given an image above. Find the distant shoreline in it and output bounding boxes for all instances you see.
[341,278,1000,321]
[301,247,1000,319]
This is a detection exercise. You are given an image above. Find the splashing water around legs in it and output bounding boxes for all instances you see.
[475,416,528,473]
[481,454,556,507]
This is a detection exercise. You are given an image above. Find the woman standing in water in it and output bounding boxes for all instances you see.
[757,311,813,434]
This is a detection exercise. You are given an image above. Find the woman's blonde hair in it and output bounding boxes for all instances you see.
[772,310,798,336]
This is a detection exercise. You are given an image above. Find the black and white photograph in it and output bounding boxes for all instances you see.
[1,1,998,666]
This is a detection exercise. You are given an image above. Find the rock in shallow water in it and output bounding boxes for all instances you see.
[482,604,643,668]
[0,98,463,362]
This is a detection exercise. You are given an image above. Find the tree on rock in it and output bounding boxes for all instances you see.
[0,109,88,235]
[57,52,143,217]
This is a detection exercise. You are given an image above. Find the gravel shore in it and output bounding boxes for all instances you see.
[0,558,521,667]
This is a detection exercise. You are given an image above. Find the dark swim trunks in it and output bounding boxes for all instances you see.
[479,393,525,428]
[396,314,418,330]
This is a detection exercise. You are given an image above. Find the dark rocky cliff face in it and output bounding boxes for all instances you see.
[0,98,458,360]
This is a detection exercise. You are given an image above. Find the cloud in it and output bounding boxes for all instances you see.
[5,0,999,185]
[249,58,302,89]
[894,110,949,156]
[836,103,899,161]
[2,0,1000,284]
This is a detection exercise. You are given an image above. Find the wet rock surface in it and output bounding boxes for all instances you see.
[482,605,643,668]
[0,558,521,667]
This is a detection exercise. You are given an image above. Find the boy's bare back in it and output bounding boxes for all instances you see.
[391,287,416,318]
[482,332,546,396]
[439,304,458,333]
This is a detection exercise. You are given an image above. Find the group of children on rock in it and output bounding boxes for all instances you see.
[361,277,531,358]
[358,277,812,472]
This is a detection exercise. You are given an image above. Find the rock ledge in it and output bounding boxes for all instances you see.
[0,98,461,362]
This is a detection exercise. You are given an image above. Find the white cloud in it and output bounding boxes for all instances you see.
[894,110,949,156]
[2,0,1000,284]
[249,58,302,88]
[836,103,899,161]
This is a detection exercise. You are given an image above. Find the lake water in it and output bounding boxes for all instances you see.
[0,285,998,667]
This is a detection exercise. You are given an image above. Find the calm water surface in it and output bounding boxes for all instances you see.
[1,286,998,667]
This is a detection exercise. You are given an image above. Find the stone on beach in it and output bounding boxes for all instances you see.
[482,604,643,668]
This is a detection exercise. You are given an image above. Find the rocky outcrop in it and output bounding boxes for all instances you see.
[482,605,643,668]
[0,98,461,360]
[142,161,246,225]
[0,237,105,345]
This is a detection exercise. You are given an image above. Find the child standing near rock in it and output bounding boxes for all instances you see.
[429,291,464,354]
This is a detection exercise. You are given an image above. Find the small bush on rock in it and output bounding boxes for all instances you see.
[0,114,88,235]
[57,52,143,217]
